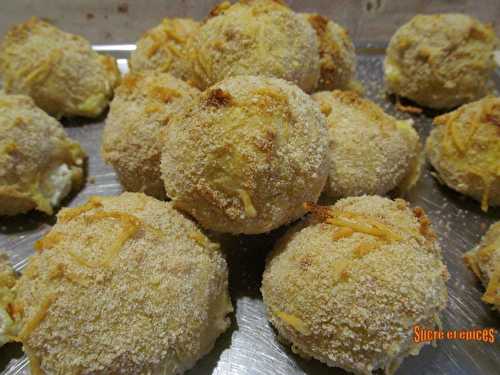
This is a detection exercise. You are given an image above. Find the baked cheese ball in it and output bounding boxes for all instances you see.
[262,196,448,375]
[102,72,200,199]
[384,14,497,109]
[0,93,86,216]
[129,18,199,82]
[0,17,120,118]
[464,221,500,310]
[13,193,232,375]
[313,90,422,199]
[161,75,329,234]
[426,96,500,211]
[188,0,320,92]
[302,13,357,91]
[0,251,17,347]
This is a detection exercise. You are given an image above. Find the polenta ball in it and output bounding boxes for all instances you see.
[262,196,448,375]
[129,18,199,82]
[313,90,422,199]
[302,13,357,91]
[0,17,120,118]
[102,72,199,199]
[13,193,232,375]
[426,96,500,211]
[188,0,320,92]
[464,221,500,310]
[160,75,329,234]
[0,93,86,216]
[0,251,17,347]
[384,14,497,109]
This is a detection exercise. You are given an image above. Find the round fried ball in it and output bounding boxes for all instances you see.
[161,75,329,234]
[188,0,320,92]
[0,251,16,347]
[465,221,500,310]
[0,17,121,118]
[262,196,448,375]
[302,13,357,91]
[0,93,86,216]
[102,72,199,199]
[426,96,500,211]
[313,90,422,199]
[13,192,232,375]
[129,18,199,82]
[384,14,497,109]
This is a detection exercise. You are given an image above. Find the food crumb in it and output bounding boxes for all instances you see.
[117,3,129,14]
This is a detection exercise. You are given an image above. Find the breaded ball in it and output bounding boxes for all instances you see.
[262,196,448,375]
[129,18,199,82]
[464,221,500,310]
[102,72,199,199]
[188,0,320,92]
[384,14,497,109]
[0,93,86,216]
[13,193,232,375]
[0,17,120,118]
[0,251,17,347]
[426,96,500,211]
[161,75,329,234]
[302,13,357,91]
[313,90,422,199]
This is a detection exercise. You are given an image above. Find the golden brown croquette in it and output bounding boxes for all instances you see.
[129,18,199,82]
[0,17,120,118]
[464,221,500,310]
[160,75,329,234]
[188,0,320,92]
[102,72,200,199]
[0,93,86,216]
[426,96,500,211]
[313,90,422,199]
[384,14,497,109]
[262,196,448,375]
[13,193,232,374]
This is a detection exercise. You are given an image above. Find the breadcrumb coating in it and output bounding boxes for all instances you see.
[312,90,422,199]
[102,72,200,199]
[302,13,357,91]
[0,17,121,118]
[384,14,498,109]
[13,192,232,375]
[161,75,329,234]
[0,93,86,216]
[188,0,320,92]
[129,18,199,82]
[426,96,500,211]
[464,221,500,310]
[0,251,17,347]
[262,196,448,375]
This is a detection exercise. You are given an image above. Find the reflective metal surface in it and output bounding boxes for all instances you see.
[0,47,499,375]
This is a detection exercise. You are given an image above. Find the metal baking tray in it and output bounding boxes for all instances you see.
[1,7,500,375]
